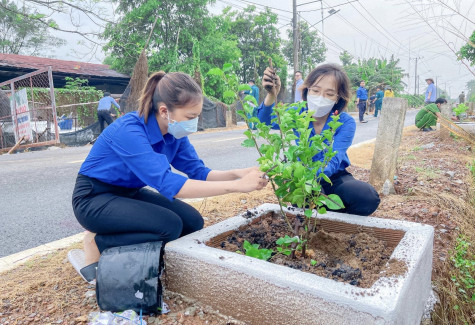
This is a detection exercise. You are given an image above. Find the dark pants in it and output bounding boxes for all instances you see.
[374,100,382,117]
[97,110,113,133]
[322,170,380,216]
[358,101,367,122]
[72,175,204,253]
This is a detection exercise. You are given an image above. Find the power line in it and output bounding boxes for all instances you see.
[354,0,410,53]
[302,0,358,12]
[217,0,293,23]
[320,1,401,58]
[231,0,293,14]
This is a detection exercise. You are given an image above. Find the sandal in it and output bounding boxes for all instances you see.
[67,249,98,284]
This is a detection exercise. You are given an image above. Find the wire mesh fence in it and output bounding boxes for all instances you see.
[0,67,59,152]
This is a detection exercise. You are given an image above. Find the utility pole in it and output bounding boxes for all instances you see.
[435,76,438,98]
[411,57,423,95]
[292,0,299,101]
[414,58,418,95]
[321,0,324,34]
[293,0,299,73]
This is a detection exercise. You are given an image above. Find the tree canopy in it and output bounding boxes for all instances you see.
[0,0,64,55]
[282,21,326,77]
[340,53,406,95]
[458,30,475,66]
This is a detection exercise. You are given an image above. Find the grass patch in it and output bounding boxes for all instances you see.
[414,166,441,180]
[347,142,375,169]
[431,162,475,324]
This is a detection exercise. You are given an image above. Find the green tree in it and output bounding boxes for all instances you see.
[102,0,215,74]
[466,80,475,102]
[282,21,326,76]
[339,50,354,66]
[341,54,406,95]
[0,0,64,55]
[458,30,475,66]
[223,6,287,92]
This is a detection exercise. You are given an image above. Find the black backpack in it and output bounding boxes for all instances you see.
[95,241,164,315]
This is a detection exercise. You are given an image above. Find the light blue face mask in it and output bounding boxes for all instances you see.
[167,112,199,139]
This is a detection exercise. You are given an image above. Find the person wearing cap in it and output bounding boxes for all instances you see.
[97,92,120,133]
[425,78,437,104]
[415,97,447,131]
[384,86,394,98]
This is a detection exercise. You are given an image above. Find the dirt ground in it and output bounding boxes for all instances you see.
[1,126,474,324]
[217,212,404,288]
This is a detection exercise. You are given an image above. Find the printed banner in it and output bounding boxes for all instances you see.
[10,88,32,142]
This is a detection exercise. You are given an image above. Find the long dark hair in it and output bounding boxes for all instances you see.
[301,63,351,112]
[138,71,203,123]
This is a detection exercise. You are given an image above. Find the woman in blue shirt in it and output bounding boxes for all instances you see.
[258,64,380,217]
[72,71,268,282]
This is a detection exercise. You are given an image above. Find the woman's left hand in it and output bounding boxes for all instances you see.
[234,166,260,179]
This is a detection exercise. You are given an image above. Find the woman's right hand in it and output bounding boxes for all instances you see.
[262,67,281,106]
[236,168,269,193]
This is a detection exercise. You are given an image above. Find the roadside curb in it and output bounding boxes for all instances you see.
[0,232,85,274]
[0,198,203,274]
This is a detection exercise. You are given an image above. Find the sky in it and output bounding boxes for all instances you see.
[45,0,475,98]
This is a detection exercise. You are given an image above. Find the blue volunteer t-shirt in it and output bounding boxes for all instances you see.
[79,112,211,200]
[257,102,356,178]
[97,96,120,111]
[294,79,304,102]
[356,86,368,100]
[425,83,436,102]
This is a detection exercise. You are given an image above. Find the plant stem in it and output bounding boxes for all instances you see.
[234,94,293,232]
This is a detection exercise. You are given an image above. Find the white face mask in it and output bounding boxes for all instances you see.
[307,95,336,117]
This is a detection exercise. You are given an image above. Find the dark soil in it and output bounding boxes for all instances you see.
[214,212,406,288]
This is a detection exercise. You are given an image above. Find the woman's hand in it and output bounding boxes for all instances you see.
[236,168,269,193]
[262,67,281,106]
[233,166,260,179]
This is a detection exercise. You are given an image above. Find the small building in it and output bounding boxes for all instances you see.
[0,53,130,93]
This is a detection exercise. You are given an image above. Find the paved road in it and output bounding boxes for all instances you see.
[0,110,418,257]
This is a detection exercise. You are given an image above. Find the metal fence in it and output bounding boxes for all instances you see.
[0,67,58,152]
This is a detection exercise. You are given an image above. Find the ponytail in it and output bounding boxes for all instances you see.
[138,71,203,123]
[138,71,166,123]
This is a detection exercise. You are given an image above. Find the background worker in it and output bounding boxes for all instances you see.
[356,80,368,123]
[294,71,304,102]
[384,86,394,98]
[459,91,465,104]
[425,78,436,104]
[368,93,376,115]
[97,92,120,133]
[244,79,260,129]
[374,87,384,117]
[415,97,447,131]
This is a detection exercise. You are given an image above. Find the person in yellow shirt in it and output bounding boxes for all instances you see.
[384,87,394,97]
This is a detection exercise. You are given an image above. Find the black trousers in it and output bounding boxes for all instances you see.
[72,175,204,253]
[358,101,367,122]
[97,110,113,133]
[322,170,380,216]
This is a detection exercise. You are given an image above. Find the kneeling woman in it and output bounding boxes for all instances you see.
[257,64,380,216]
[72,72,268,282]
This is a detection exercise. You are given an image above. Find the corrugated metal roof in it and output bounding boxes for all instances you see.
[0,53,129,79]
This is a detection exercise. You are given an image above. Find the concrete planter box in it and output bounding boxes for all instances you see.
[456,121,475,135]
[165,203,434,325]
